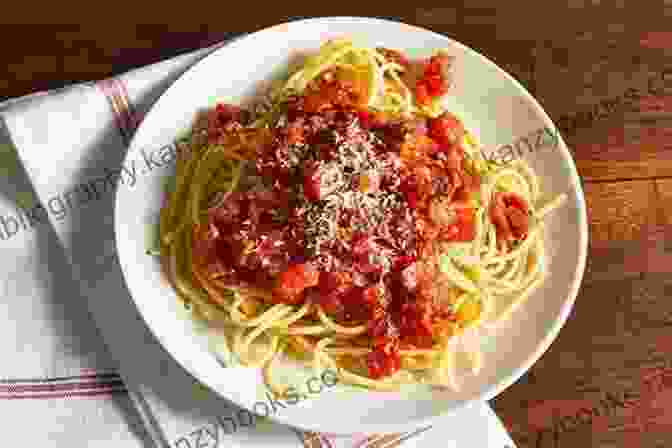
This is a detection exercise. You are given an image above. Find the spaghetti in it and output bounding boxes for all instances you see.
[158,39,566,392]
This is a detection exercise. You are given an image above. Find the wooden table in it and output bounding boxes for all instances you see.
[3,2,671,447]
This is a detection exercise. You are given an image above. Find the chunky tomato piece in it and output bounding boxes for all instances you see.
[461,171,481,193]
[303,79,352,113]
[425,54,450,76]
[414,54,451,104]
[414,81,430,105]
[303,92,330,113]
[454,207,476,241]
[319,271,352,294]
[214,103,246,124]
[367,340,401,379]
[317,271,354,316]
[407,190,419,209]
[425,74,444,96]
[393,255,416,271]
[340,285,365,307]
[399,177,419,209]
[330,286,381,322]
[451,171,481,204]
[368,315,390,339]
[361,286,380,308]
[286,123,304,145]
[490,192,530,242]
[304,73,367,113]
[398,301,434,348]
[319,294,342,315]
[367,349,399,378]
[501,192,530,215]
[357,110,371,129]
[428,112,464,148]
[441,207,476,242]
[273,263,319,304]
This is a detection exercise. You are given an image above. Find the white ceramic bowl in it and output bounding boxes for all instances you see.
[114,16,588,435]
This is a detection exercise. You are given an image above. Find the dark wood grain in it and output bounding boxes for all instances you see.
[534,26,672,183]
[658,179,672,225]
[584,180,660,243]
[0,6,543,101]
[570,124,672,182]
[2,2,672,448]
[495,7,672,445]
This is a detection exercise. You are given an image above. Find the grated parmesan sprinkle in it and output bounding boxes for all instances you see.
[295,120,405,256]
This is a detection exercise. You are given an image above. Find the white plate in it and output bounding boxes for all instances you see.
[114,16,588,435]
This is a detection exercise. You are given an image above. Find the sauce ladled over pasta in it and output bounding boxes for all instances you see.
[160,40,566,391]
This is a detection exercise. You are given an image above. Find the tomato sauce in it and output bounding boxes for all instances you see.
[194,69,487,379]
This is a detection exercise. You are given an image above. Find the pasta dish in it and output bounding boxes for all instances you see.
[158,39,566,392]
